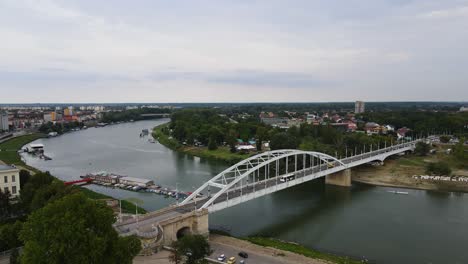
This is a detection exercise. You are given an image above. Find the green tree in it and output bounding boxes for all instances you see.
[0,189,11,220]
[439,135,451,143]
[452,138,468,164]
[426,162,452,176]
[20,172,54,210]
[0,221,23,251]
[208,136,218,150]
[19,170,31,189]
[29,180,75,212]
[19,192,141,264]
[414,142,431,156]
[170,235,211,264]
[270,132,299,150]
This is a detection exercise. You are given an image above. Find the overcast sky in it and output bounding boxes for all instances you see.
[1,0,467,103]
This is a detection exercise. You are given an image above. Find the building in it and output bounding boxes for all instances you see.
[0,165,20,198]
[355,101,365,114]
[43,112,57,122]
[364,122,380,135]
[0,112,9,131]
[460,106,468,112]
[119,177,154,187]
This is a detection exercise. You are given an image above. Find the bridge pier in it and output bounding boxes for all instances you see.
[325,169,351,187]
[160,209,209,246]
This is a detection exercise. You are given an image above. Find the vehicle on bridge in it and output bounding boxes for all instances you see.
[279,173,295,182]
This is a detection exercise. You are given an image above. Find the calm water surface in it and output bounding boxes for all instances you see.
[22,120,468,264]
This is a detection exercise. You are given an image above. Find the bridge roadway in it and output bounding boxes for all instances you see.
[115,141,418,235]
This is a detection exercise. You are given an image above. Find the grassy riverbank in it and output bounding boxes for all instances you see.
[244,237,365,264]
[0,134,146,214]
[153,123,251,164]
[0,133,45,168]
[353,144,468,192]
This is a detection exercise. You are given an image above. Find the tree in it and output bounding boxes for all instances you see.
[0,221,23,251]
[208,136,218,150]
[170,235,211,264]
[439,135,451,143]
[414,142,431,156]
[0,189,11,220]
[19,192,141,264]
[452,138,468,165]
[19,170,31,189]
[20,172,54,210]
[270,132,299,150]
[426,162,452,176]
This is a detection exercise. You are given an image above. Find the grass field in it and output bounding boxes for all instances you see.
[244,237,365,264]
[0,134,45,164]
[153,123,251,164]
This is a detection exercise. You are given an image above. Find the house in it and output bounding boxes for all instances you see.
[397,127,411,139]
[343,120,357,132]
[364,122,380,135]
[0,165,20,198]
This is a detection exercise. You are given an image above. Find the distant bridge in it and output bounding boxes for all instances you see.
[114,139,421,249]
[140,113,170,118]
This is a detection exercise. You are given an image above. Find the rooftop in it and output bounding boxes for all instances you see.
[120,176,153,184]
[0,165,18,171]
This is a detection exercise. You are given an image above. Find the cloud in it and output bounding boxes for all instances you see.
[0,0,467,102]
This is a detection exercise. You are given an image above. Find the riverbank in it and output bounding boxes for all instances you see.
[0,134,146,214]
[0,133,46,173]
[153,123,251,164]
[352,152,468,192]
[208,234,364,264]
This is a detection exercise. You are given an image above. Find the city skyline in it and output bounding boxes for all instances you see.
[1,0,468,103]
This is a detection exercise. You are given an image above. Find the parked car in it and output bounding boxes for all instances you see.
[227,256,236,264]
[238,251,248,258]
[240,260,245,264]
[217,254,226,262]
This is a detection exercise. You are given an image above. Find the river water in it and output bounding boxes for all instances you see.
[22,120,468,264]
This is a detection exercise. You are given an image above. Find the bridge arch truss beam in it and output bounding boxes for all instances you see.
[180,150,346,209]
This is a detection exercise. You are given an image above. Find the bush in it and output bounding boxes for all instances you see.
[439,135,451,143]
[414,142,430,156]
[426,162,452,176]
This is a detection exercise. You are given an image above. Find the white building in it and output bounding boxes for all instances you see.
[119,177,154,187]
[460,106,468,112]
[355,101,365,113]
[0,165,20,198]
[0,112,9,131]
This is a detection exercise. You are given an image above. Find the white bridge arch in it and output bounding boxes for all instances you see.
[180,140,420,212]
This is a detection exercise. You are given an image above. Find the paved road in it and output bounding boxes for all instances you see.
[210,241,286,264]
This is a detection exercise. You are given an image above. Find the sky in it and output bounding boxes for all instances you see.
[1,0,468,103]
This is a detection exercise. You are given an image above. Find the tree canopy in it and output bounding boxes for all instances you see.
[20,192,141,264]
[170,234,212,264]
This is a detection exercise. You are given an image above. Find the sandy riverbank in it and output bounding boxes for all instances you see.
[352,159,468,192]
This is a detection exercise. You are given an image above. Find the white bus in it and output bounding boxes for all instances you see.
[280,173,295,182]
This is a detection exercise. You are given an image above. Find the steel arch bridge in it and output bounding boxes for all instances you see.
[180,140,419,212]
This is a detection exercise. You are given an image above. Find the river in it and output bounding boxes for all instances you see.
[22,120,468,264]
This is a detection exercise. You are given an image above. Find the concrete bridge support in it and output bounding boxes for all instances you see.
[160,209,209,246]
[325,169,351,187]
